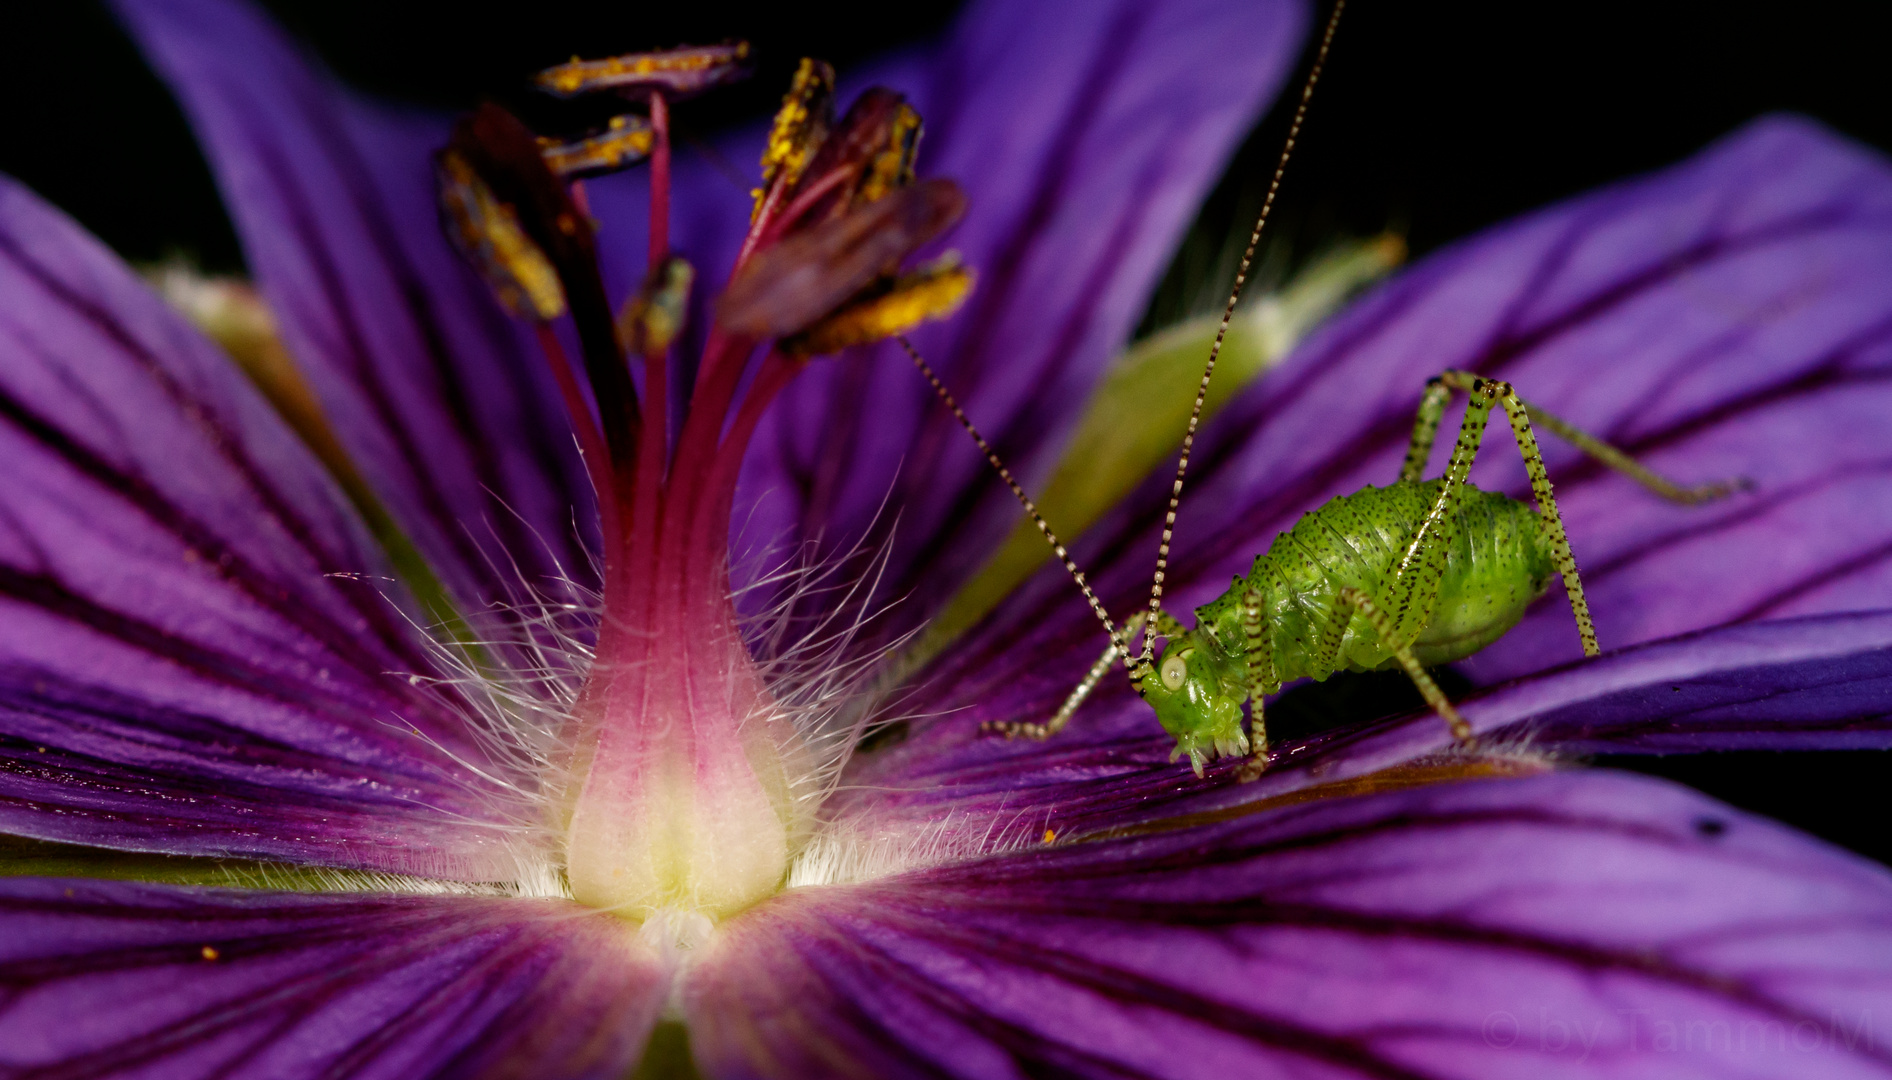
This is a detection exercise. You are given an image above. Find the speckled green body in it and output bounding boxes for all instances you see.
[1138,480,1556,756]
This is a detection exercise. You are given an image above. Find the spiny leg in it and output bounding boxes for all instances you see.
[985,611,1160,741]
[1493,385,1600,658]
[1398,376,1453,483]
[1434,371,1743,498]
[1382,376,1500,643]
[1338,587,1474,745]
[1465,374,1747,505]
[1429,371,1604,659]
[1313,382,1503,745]
[1240,580,1279,761]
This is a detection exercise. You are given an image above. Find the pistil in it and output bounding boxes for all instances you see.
[438,53,977,922]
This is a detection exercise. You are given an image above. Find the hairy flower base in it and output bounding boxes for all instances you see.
[565,621,805,919]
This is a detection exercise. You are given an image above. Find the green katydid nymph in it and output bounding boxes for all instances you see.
[978,368,1739,776]
[901,0,1741,777]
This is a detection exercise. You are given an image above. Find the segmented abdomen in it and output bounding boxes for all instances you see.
[1235,481,1553,682]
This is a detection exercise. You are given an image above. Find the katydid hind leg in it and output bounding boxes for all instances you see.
[1381,376,1499,644]
[1490,386,1601,658]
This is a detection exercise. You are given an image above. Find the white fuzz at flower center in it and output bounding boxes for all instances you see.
[559,611,818,921]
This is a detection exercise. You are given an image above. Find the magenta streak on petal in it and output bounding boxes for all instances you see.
[695,770,1892,1080]
[0,880,662,1080]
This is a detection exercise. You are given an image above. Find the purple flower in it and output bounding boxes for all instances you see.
[3,0,1892,1077]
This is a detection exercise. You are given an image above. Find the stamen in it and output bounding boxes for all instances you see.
[451,104,640,467]
[717,178,967,339]
[649,91,672,266]
[436,150,567,321]
[755,59,837,219]
[538,115,655,179]
[786,255,973,358]
[535,42,752,100]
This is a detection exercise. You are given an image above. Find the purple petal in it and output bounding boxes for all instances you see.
[0,176,516,874]
[115,0,598,614]
[830,612,1892,855]
[0,880,661,1079]
[729,0,1309,627]
[894,115,1892,795]
[695,770,1892,1079]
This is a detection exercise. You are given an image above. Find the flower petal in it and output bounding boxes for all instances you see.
[0,879,661,1079]
[828,612,1892,857]
[731,0,1310,628]
[1240,609,1892,788]
[0,176,517,874]
[115,0,598,614]
[892,115,1892,796]
[698,770,1892,1078]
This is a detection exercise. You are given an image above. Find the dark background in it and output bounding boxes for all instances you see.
[2,1,1889,859]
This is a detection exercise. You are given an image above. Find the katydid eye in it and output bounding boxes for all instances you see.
[1160,652,1189,691]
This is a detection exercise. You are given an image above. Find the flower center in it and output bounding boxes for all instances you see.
[436,50,972,921]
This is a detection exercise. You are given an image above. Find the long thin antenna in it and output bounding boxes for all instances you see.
[1141,0,1347,666]
[898,336,1132,661]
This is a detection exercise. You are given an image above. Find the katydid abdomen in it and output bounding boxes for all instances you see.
[1242,480,1555,679]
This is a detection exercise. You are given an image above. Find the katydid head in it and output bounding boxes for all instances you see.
[1134,643,1248,778]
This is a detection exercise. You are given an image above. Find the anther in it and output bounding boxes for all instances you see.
[779,89,921,226]
[756,58,837,216]
[783,254,974,358]
[536,42,752,100]
[436,150,566,320]
[618,256,694,358]
[539,115,655,179]
[718,178,967,339]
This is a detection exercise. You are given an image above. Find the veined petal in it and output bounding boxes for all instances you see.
[892,116,1892,804]
[1267,609,1892,776]
[116,0,598,617]
[0,880,662,1079]
[827,613,1892,858]
[696,770,1892,1079]
[731,0,1309,631]
[0,177,514,875]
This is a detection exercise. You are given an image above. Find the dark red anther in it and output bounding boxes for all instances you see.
[717,177,966,339]
[782,88,918,226]
[450,103,638,467]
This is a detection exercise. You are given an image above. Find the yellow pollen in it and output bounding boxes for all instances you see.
[436,151,566,320]
[854,103,923,207]
[788,257,974,358]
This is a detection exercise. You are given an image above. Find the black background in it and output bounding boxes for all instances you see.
[2,1,1889,860]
